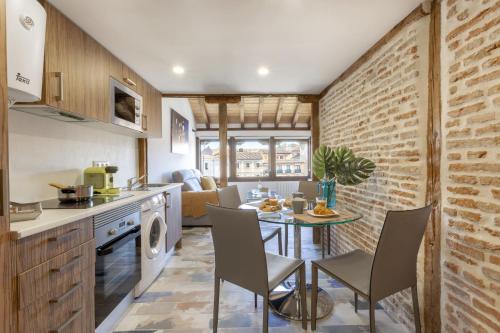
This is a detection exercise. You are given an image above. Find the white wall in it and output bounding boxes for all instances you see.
[147,98,196,183]
[8,110,138,202]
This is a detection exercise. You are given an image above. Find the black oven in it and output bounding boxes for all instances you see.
[94,207,142,328]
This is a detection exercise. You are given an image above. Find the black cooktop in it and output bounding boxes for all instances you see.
[41,194,133,209]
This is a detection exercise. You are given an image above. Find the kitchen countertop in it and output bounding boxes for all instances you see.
[10,183,183,240]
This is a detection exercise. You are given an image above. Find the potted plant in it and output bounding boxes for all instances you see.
[312,145,376,208]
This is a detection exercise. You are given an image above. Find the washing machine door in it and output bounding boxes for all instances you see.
[145,212,167,259]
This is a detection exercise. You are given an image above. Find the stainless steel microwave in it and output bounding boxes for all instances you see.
[110,78,143,132]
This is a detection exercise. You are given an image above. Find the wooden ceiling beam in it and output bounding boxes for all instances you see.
[198,97,210,129]
[239,99,245,128]
[297,95,320,103]
[274,97,285,128]
[257,97,264,129]
[291,101,301,128]
[204,96,241,104]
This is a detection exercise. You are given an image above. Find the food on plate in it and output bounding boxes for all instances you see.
[313,204,336,216]
[259,198,282,212]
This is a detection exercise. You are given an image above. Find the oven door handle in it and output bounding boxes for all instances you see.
[96,226,140,256]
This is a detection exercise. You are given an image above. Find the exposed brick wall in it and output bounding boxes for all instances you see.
[442,0,500,332]
[319,17,430,330]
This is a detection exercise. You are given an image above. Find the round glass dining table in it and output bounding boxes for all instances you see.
[239,203,363,321]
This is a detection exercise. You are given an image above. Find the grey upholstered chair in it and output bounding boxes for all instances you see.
[310,205,432,332]
[207,205,308,333]
[217,185,283,255]
[298,181,330,257]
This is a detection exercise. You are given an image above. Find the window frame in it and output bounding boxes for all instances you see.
[227,137,311,182]
[197,138,221,179]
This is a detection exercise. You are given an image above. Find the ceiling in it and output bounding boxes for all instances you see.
[189,96,311,130]
[48,0,421,94]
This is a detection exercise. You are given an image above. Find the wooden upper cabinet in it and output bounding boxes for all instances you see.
[109,54,142,93]
[38,2,161,135]
[42,3,109,122]
[140,81,162,138]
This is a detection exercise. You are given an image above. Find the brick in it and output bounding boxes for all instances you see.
[448,153,462,160]
[448,102,486,117]
[447,239,485,261]
[447,90,484,107]
[457,210,481,222]
[479,176,500,186]
[472,298,500,322]
[449,174,478,185]
[463,271,486,288]
[466,69,500,87]
[467,151,487,159]
[449,163,500,172]
[448,294,500,331]
[476,123,500,135]
[483,267,500,282]
[447,186,480,195]
[449,66,479,83]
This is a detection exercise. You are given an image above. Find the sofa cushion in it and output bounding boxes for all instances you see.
[172,169,203,192]
[201,176,217,190]
[184,178,203,192]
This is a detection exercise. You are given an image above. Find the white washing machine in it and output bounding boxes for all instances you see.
[135,193,168,297]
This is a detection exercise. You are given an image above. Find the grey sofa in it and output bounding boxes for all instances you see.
[172,169,214,227]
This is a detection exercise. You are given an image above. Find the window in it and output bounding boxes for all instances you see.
[234,140,269,178]
[199,140,220,177]
[198,137,310,181]
[275,140,309,178]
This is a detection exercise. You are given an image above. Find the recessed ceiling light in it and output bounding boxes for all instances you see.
[172,65,185,74]
[258,67,269,76]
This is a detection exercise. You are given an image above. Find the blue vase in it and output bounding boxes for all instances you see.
[319,179,336,208]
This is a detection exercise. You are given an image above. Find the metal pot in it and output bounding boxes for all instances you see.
[49,183,94,202]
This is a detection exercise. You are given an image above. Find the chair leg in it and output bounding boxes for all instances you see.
[321,227,325,259]
[299,265,308,330]
[263,293,269,333]
[369,301,376,333]
[284,225,288,256]
[277,229,283,255]
[411,285,422,333]
[213,276,220,333]
[327,225,331,255]
[311,264,319,331]
[354,292,358,313]
[254,293,258,308]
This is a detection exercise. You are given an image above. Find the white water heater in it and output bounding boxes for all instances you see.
[6,0,46,106]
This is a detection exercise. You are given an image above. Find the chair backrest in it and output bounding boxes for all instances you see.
[217,185,242,209]
[370,205,432,301]
[298,181,319,202]
[206,204,269,294]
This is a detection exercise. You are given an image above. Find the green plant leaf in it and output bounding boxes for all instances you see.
[312,144,334,179]
[313,145,375,185]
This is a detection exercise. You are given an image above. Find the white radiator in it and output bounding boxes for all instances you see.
[229,181,300,202]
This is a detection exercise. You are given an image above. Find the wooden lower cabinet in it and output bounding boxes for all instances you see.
[15,220,95,333]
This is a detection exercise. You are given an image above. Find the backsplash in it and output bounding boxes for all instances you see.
[8,110,138,202]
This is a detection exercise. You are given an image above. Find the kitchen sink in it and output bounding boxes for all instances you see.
[130,183,169,191]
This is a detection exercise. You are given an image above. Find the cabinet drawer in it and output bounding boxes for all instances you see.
[18,285,85,333]
[18,240,94,310]
[16,218,93,273]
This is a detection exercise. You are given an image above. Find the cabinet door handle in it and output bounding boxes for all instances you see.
[142,114,148,131]
[56,72,64,101]
[48,227,80,242]
[124,77,136,87]
[49,308,82,333]
[49,282,82,304]
[50,255,81,273]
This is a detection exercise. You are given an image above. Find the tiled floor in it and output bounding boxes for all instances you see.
[114,226,409,333]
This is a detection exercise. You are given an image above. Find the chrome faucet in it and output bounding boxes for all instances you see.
[127,174,147,190]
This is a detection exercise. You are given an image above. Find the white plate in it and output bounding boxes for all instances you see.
[306,209,339,218]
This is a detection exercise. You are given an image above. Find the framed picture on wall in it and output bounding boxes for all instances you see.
[171,108,189,154]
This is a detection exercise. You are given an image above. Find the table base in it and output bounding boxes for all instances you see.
[269,282,333,321]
